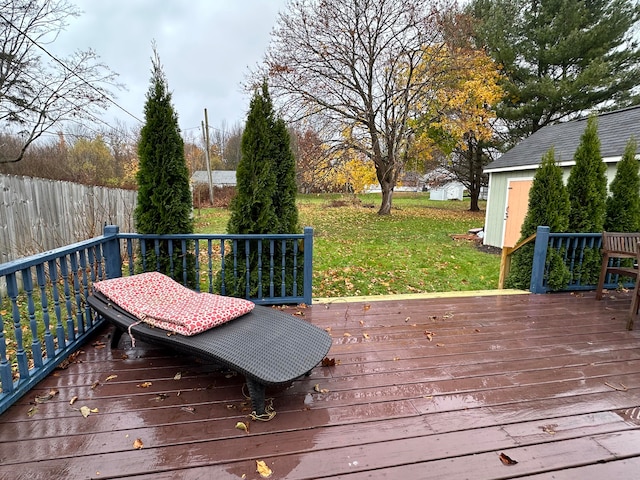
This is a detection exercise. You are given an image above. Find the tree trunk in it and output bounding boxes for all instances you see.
[379,180,394,215]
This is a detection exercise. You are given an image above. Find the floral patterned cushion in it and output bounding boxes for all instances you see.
[92,272,255,336]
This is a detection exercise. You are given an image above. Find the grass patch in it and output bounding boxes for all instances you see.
[195,193,500,298]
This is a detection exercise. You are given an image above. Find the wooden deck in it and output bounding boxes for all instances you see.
[2,291,640,479]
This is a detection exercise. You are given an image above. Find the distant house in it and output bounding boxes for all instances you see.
[423,167,464,201]
[191,170,237,187]
[483,105,640,249]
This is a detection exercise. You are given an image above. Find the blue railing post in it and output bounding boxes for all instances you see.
[103,225,122,280]
[303,227,314,305]
[530,226,550,293]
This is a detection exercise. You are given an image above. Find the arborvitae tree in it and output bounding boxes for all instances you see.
[605,137,640,232]
[227,81,278,235]
[567,116,607,232]
[506,148,570,290]
[272,118,299,234]
[134,47,194,282]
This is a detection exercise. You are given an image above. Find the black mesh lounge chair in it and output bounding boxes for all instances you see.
[87,291,332,419]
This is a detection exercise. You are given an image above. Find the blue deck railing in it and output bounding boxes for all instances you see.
[530,226,632,294]
[0,225,314,415]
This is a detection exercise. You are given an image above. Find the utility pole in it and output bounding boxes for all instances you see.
[202,108,213,204]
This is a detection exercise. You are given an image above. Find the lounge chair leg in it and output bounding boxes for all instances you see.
[110,327,124,349]
[246,378,266,415]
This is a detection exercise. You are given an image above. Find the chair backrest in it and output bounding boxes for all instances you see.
[602,232,640,256]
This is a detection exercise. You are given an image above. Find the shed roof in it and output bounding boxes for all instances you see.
[484,105,640,173]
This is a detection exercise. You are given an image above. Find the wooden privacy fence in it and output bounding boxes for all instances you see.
[0,174,137,263]
[0,225,314,415]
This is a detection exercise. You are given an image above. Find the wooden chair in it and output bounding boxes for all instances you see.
[628,241,640,330]
[595,232,640,300]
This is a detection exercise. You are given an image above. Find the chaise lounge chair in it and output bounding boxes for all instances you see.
[87,273,332,420]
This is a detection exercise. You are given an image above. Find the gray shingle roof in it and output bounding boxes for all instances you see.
[484,105,640,173]
[191,170,237,186]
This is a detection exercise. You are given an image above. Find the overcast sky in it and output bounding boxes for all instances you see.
[50,0,288,138]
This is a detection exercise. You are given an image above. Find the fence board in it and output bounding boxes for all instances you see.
[0,174,136,262]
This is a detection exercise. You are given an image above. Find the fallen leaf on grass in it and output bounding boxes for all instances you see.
[137,382,152,388]
[236,421,249,433]
[499,452,518,465]
[256,460,272,478]
[104,375,117,382]
[133,438,144,449]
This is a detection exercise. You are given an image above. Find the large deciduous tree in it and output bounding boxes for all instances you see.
[0,0,121,163]
[469,0,640,146]
[262,0,452,215]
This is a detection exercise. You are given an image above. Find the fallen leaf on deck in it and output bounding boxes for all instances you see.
[92,341,106,349]
[236,421,249,433]
[133,438,144,449]
[313,384,329,394]
[150,394,169,402]
[27,406,38,417]
[343,332,351,337]
[499,452,518,465]
[359,320,365,326]
[393,356,400,361]
[173,372,182,380]
[104,375,117,382]
[321,357,336,367]
[540,424,557,435]
[138,382,152,388]
[180,406,195,414]
[80,406,92,418]
[91,381,100,390]
[604,381,628,391]
[405,316,411,322]
[363,304,371,312]
[424,331,435,341]
[35,388,59,403]
[363,333,370,339]
[69,396,78,405]
[436,343,445,347]
[256,460,272,478]
[325,327,332,333]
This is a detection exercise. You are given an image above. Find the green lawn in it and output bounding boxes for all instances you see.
[194,193,501,298]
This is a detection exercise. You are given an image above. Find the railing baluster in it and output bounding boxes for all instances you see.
[6,273,30,382]
[36,264,55,359]
[244,239,251,298]
[0,302,13,394]
[269,240,275,298]
[281,240,287,297]
[207,240,214,294]
[23,268,44,369]
[59,257,76,342]
[257,239,263,299]
[127,239,135,276]
[69,253,84,336]
[292,239,299,296]
[79,249,92,327]
[48,259,65,350]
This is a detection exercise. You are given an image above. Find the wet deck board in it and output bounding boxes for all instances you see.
[1,291,640,479]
